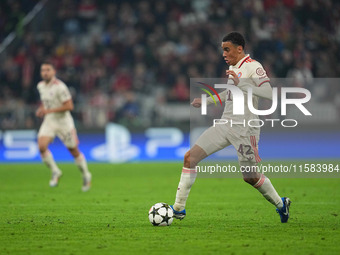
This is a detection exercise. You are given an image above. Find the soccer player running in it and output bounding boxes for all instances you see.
[171,32,291,223]
[36,61,92,192]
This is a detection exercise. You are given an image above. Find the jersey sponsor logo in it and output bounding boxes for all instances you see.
[256,67,265,76]
[237,72,242,78]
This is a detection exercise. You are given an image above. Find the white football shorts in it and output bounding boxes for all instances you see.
[38,118,79,148]
[195,124,261,163]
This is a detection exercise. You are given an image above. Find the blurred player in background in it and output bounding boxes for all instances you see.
[36,61,92,192]
[171,32,291,223]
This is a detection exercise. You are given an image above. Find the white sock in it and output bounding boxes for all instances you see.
[174,167,197,211]
[75,153,90,176]
[41,150,61,174]
[254,174,283,209]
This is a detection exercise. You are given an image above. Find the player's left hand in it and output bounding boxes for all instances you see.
[42,108,52,115]
[226,70,239,86]
[35,107,44,118]
[36,107,51,117]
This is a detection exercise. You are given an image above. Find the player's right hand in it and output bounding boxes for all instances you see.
[226,70,239,85]
[191,98,202,108]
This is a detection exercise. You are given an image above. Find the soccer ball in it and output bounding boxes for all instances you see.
[148,202,174,226]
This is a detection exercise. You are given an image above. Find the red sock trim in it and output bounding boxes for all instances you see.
[253,174,266,188]
[182,167,197,173]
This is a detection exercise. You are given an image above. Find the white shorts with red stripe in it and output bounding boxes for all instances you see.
[195,125,261,163]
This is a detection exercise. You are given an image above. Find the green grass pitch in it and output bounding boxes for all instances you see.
[1,162,340,255]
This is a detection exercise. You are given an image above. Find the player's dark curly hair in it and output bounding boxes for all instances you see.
[222,32,245,49]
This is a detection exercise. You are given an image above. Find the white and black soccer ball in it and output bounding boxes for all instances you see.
[148,202,174,226]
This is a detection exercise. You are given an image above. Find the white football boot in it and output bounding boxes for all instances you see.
[82,173,92,192]
[49,171,62,187]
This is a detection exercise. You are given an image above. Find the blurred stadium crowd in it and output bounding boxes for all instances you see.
[1,0,340,130]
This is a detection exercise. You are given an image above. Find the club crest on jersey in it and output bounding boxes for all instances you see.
[238,72,242,78]
[256,67,265,76]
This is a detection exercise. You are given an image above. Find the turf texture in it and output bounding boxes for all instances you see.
[0,162,339,255]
